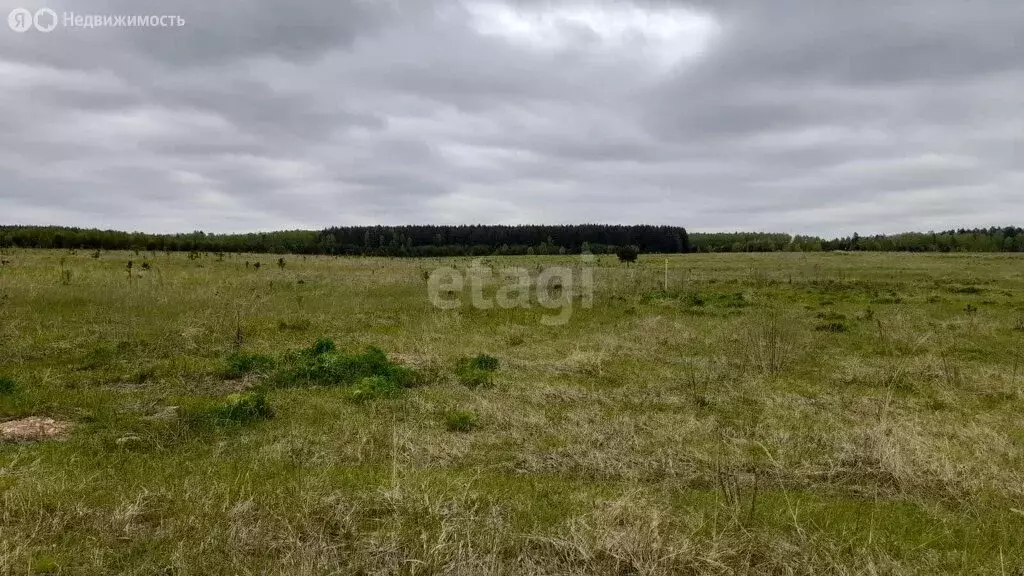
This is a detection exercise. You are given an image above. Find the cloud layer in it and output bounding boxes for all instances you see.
[1,0,1021,235]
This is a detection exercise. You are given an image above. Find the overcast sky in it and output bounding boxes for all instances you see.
[1,0,1021,236]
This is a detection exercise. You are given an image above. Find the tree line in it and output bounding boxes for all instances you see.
[0,225,689,256]
[2,225,1021,255]
[821,228,1024,252]
[691,228,1024,253]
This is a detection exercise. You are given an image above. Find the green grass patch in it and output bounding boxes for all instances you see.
[347,376,402,403]
[195,391,275,424]
[223,352,276,379]
[455,354,500,388]
[443,409,479,432]
[273,338,421,392]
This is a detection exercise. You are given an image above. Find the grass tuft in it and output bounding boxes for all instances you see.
[311,337,337,355]
[467,354,500,372]
[443,409,478,432]
[815,321,849,333]
[207,391,275,424]
[454,354,500,388]
[347,376,401,403]
[223,352,276,379]
[274,339,421,391]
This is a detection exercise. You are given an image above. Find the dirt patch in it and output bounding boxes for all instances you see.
[0,417,74,442]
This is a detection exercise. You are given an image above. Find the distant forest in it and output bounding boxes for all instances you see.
[1,225,1022,255]
[691,228,1024,253]
[0,225,687,256]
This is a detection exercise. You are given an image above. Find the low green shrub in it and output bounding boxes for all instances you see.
[0,377,17,395]
[274,339,422,393]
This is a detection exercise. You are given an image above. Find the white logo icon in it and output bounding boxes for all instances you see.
[34,8,57,32]
[8,7,59,32]
[8,7,32,32]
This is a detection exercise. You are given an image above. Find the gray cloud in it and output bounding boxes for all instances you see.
[0,0,1022,235]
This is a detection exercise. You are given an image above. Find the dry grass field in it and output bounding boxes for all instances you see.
[1,249,1023,574]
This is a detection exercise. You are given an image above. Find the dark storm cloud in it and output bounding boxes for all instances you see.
[0,0,1021,235]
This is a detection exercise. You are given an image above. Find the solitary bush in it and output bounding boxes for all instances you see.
[744,309,798,375]
[615,245,640,264]
[0,377,17,395]
[224,353,276,379]
[443,410,478,432]
[274,339,421,392]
